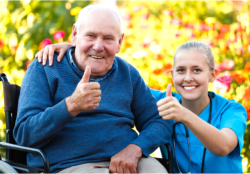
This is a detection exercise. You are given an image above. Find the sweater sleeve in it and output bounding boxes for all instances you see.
[130,75,172,156]
[13,60,73,148]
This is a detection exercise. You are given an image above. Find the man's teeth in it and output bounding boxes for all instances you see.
[184,86,196,89]
[91,55,103,59]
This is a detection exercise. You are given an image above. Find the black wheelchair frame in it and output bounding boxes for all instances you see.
[0,73,173,173]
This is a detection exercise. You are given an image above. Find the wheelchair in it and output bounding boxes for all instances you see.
[0,73,173,173]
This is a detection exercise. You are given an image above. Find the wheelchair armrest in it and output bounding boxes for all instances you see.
[164,143,173,173]
[159,143,173,173]
[0,142,50,173]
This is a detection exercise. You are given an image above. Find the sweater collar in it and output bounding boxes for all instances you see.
[67,47,117,82]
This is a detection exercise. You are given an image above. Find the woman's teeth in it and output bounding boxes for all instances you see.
[184,86,196,89]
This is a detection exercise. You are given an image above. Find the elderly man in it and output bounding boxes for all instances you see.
[14,4,171,173]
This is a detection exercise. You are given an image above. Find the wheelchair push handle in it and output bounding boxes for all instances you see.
[0,142,50,173]
[0,73,8,83]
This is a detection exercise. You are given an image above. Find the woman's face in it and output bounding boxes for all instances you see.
[171,49,216,102]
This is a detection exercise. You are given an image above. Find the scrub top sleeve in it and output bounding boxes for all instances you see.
[220,101,247,159]
[150,88,181,102]
[150,89,166,101]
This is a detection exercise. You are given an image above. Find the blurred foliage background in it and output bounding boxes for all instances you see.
[0,0,250,172]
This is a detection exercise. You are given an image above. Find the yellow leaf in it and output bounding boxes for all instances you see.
[70,7,82,16]
[205,17,216,24]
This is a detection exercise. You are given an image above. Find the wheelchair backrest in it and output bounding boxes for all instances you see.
[0,73,27,165]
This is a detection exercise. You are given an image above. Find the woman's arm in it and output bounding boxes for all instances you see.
[181,111,238,156]
[35,42,72,66]
[157,84,240,156]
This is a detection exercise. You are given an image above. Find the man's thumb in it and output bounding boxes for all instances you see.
[81,66,91,83]
[166,83,172,97]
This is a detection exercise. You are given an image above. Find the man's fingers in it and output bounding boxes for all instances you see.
[92,90,102,97]
[89,82,101,90]
[81,66,91,83]
[92,96,101,104]
[117,164,124,174]
[130,167,137,174]
[166,83,172,97]
[109,160,118,174]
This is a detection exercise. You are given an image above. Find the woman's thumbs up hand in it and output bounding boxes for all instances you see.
[157,83,186,122]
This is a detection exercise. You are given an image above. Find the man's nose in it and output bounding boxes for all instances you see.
[93,39,104,52]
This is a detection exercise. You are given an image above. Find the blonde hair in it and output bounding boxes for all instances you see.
[174,41,215,71]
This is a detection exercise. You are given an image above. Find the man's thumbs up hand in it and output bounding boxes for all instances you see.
[81,66,91,83]
[65,66,102,117]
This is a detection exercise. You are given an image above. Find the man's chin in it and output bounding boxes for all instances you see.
[89,69,108,79]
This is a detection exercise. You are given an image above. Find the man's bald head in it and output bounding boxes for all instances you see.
[74,4,123,37]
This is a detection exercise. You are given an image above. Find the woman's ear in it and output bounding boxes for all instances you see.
[209,69,218,82]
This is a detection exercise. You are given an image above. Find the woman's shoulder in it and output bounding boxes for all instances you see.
[150,89,181,101]
[210,91,247,118]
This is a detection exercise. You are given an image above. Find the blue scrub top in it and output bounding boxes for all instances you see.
[151,89,247,173]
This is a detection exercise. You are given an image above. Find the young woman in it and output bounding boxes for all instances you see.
[36,41,247,173]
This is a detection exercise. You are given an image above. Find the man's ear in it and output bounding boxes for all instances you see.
[71,25,78,47]
[116,33,124,53]
[209,69,218,83]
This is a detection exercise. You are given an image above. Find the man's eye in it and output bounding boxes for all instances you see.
[105,38,112,40]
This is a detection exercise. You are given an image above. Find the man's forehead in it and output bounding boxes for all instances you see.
[84,28,117,37]
[79,8,120,36]
[84,7,118,22]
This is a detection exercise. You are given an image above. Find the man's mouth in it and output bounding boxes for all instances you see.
[90,55,104,59]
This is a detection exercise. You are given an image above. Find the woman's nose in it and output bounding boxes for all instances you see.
[184,72,194,82]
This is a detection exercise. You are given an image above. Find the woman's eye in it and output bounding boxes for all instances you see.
[194,69,201,73]
[177,69,184,73]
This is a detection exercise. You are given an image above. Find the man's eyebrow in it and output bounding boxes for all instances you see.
[104,34,115,38]
[85,31,96,35]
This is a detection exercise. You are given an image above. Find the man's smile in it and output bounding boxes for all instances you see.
[89,55,104,59]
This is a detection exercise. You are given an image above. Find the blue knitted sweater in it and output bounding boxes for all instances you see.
[13,49,172,173]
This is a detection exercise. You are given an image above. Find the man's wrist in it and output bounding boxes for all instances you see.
[128,144,143,158]
[65,96,80,117]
